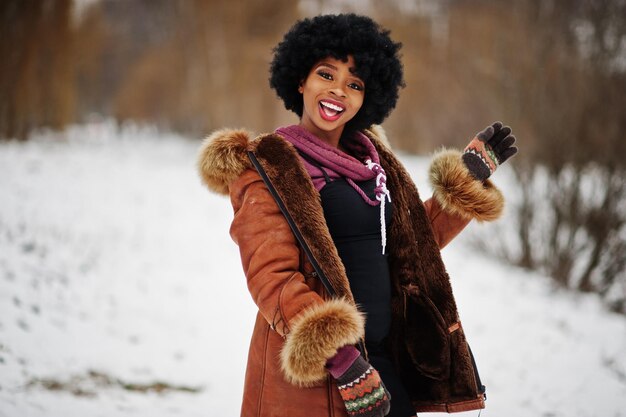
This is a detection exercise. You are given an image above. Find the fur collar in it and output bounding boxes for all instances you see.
[196,126,391,196]
[196,128,254,196]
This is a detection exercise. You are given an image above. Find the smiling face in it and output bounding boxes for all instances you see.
[298,55,365,146]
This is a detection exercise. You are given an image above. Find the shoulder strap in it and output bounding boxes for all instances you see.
[247,151,337,298]
[296,150,332,184]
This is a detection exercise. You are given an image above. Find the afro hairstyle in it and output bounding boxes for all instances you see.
[269,14,405,134]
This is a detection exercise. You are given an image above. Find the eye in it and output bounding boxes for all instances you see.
[317,70,333,81]
[349,82,364,91]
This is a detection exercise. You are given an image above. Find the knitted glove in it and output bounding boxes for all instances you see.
[333,354,391,417]
[462,121,518,181]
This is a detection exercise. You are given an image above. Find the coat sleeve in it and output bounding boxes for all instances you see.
[423,197,471,249]
[423,148,505,249]
[229,169,364,386]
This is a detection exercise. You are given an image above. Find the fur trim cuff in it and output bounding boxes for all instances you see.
[429,148,504,222]
[197,128,253,195]
[280,299,365,386]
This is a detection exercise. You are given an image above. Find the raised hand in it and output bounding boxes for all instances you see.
[462,121,518,181]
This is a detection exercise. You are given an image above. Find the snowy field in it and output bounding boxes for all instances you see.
[0,122,625,417]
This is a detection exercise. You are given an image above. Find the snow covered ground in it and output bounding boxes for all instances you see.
[0,122,624,417]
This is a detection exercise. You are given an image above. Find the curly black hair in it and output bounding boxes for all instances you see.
[269,14,405,134]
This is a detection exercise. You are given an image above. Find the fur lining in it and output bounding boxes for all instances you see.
[364,124,391,149]
[429,148,504,222]
[280,299,365,387]
[254,134,355,303]
[197,128,253,195]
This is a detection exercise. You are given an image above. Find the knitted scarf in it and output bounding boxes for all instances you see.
[275,124,391,253]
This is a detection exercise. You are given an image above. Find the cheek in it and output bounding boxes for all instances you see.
[353,96,365,113]
[302,83,320,105]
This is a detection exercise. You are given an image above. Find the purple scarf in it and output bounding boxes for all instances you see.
[276,124,391,253]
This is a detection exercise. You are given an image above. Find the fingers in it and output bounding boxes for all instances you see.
[499,146,518,163]
[487,125,512,147]
[476,125,494,142]
[473,121,518,168]
[477,121,505,143]
[492,134,516,154]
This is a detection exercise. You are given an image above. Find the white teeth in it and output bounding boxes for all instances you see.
[320,101,344,112]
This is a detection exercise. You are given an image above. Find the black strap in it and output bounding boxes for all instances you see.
[296,150,332,184]
[247,151,337,297]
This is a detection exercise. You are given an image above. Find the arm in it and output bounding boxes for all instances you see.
[424,148,505,248]
[229,169,364,386]
[424,122,518,248]
[423,196,471,249]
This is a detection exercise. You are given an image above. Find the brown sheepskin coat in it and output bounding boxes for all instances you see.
[197,126,504,417]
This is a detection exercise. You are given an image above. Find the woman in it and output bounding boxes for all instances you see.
[198,14,517,417]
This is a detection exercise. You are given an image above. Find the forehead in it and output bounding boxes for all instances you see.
[312,56,360,75]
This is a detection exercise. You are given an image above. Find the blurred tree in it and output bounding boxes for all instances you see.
[0,0,75,140]
[470,0,626,313]
[112,0,299,135]
[73,0,180,121]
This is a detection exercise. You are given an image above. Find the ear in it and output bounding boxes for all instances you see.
[298,83,304,94]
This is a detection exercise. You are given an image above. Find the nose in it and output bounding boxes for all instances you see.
[329,83,347,98]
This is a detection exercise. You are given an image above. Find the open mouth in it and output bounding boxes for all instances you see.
[318,100,345,121]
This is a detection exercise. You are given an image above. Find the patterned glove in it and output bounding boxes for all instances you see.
[334,355,391,417]
[462,121,518,181]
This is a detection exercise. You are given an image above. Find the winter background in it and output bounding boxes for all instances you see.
[0,121,624,417]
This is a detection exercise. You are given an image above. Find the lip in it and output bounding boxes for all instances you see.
[320,98,345,110]
[318,99,346,122]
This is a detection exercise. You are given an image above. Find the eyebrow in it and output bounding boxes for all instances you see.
[316,62,361,77]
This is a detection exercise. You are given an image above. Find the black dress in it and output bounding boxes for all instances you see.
[315,164,416,417]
